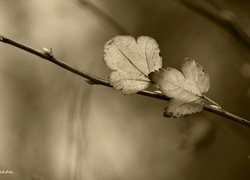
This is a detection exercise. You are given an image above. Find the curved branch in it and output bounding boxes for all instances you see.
[0,35,249,128]
[179,0,250,53]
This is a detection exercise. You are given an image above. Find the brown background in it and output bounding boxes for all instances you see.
[0,0,250,179]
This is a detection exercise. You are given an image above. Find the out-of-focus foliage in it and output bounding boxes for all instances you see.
[0,0,250,180]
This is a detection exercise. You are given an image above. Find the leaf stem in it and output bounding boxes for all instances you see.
[203,95,222,109]
[1,35,250,128]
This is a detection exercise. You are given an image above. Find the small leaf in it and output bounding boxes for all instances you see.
[104,36,162,94]
[149,58,210,117]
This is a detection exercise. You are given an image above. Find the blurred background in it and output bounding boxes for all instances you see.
[0,0,250,179]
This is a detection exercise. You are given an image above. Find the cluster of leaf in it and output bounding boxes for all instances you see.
[104,36,210,118]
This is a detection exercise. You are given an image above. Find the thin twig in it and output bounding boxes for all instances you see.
[0,35,109,86]
[203,105,250,128]
[178,0,250,52]
[77,0,129,35]
[1,35,250,128]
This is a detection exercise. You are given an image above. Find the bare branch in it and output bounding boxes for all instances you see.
[178,0,250,52]
[0,35,110,86]
[77,0,129,35]
[204,105,250,128]
[1,35,250,128]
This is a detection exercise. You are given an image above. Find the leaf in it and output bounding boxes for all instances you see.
[104,36,162,94]
[149,58,210,117]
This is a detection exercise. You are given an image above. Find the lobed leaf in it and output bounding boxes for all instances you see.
[104,36,162,94]
[149,58,210,117]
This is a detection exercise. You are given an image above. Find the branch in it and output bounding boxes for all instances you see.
[0,35,168,101]
[178,0,250,53]
[203,105,250,128]
[1,35,250,128]
[77,0,129,35]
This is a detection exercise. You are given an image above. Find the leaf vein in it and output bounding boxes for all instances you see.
[113,42,148,78]
[144,40,150,73]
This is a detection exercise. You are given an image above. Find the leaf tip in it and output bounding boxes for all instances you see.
[163,111,174,118]
[183,57,193,62]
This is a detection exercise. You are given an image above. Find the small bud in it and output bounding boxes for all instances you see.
[42,47,53,57]
[209,105,220,109]
[154,90,162,94]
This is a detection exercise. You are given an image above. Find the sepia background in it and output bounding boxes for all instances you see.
[0,0,250,179]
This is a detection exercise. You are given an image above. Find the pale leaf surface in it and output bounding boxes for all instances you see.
[181,57,210,93]
[149,58,210,117]
[104,36,162,94]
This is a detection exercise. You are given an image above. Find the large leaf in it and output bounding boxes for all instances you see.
[104,36,162,94]
[149,58,210,117]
